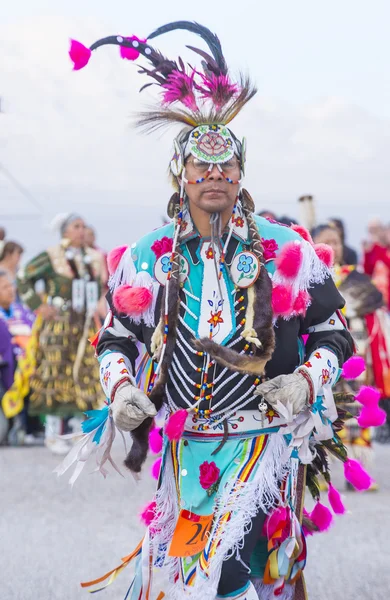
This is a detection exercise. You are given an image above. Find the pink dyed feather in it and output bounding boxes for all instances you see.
[357,405,386,428]
[302,508,314,537]
[165,409,188,442]
[342,356,366,380]
[272,284,293,316]
[355,385,381,407]
[291,224,313,245]
[276,242,303,278]
[140,500,156,526]
[199,73,239,108]
[315,243,334,268]
[309,501,333,532]
[113,285,153,315]
[149,427,163,455]
[293,290,310,315]
[151,457,162,480]
[328,483,346,515]
[119,36,146,61]
[344,458,372,491]
[263,506,288,539]
[107,245,128,275]
[69,39,91,71]
[162,71,198,111]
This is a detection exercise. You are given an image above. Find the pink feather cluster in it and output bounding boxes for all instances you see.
[328,483,346,515]
[162,71,198,111]
[69,39,91,71]
[314,243,334,268]
[113,285,153,315]
[309,501,333,532]
[355,386,386,428]
[199,74,239,109]
[165,409,188,441]
[107,245,128,275]
[342,356,366,380]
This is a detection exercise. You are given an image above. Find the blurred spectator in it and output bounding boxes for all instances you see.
[328,217,358,265]
[0,226,6,241]
[0,318,14,444]
[311,223,343,265]
[257,210,277,220]
[0,241,24,281]
[363,219,390,310]
[278,215,299,226]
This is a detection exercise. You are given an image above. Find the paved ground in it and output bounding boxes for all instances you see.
[1,440,389,600]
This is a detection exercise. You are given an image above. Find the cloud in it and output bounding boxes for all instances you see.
[0,16,389,256]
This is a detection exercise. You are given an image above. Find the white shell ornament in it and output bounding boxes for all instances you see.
[231,251,260,288]
[170,139,184,177]
[154,252,189,286]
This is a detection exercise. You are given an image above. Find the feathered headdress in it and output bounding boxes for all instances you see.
[69,21,256,136]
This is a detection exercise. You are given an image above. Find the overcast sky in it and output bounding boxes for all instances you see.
[1,1,389,258]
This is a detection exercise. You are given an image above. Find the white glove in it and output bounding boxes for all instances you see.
[255,372,311,416]
[110,381,157,432]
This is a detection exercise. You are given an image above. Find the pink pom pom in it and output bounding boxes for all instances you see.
[272,284,293,316]
[355,385,381,407]
[151,457,162,480]
[119,36,146,61]
[344,458,372,491]
[69,39,91,71]
[140,500,156,526]
[309,501,333,532]
[293,290,311,315]
[342,356,366,380]
[149,427,163,455]
[314,243,334,268]
[113,285,153,315]
[107,245,128,275]
[165,409,188,442]
[357,405,386,428]
[291,224,313,245]
[276,242,303,278]
[328,483,346,515]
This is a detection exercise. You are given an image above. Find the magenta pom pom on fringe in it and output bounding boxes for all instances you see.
[309,502,333,532]
[357,405,386,428]
[272,284,293,316]
[342,356,366,380]
[293,290,311,316]
[355,385,381,407]
[69,39,91,71]
[262,506,288,539]
[113,285,153,315]
[291,224,314,245]
[344,458,372,491]
[151,457,162,480]
[275,242,303,278]
[149,427,163,455]
[328,483,346,515]
[140,500,156,526]
[165,409,188,442]
[107,245,128,275]
[314,243,334,268]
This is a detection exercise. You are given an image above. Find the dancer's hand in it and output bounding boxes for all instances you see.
[110,381,157,431]
[254,372,311,416]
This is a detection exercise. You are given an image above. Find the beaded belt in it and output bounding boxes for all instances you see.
[183,408,288,439]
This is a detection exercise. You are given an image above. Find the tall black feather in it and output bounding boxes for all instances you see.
[147,21,227,75]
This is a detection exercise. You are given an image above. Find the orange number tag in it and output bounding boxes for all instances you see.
[168,510,214,557]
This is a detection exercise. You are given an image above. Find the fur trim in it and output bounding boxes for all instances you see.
[124,418,152,472]
[193,337,269,375]
[107,245,128,275]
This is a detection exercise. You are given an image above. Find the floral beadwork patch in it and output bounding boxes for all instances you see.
[230,251,260,288]
[154,252,189,286]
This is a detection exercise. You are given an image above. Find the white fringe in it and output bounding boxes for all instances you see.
[130,271,160,328]
[108,247,136,292]
[179,435,290,600]
[252,578,295,600]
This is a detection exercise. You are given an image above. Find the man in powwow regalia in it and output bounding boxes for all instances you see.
[60,21,376,600]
